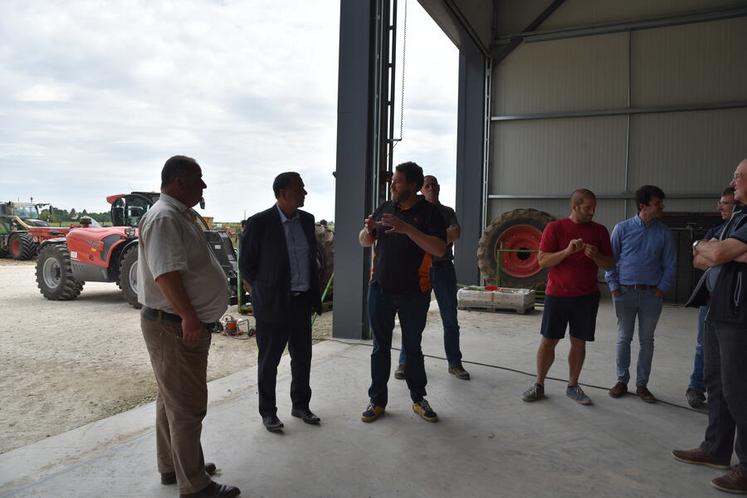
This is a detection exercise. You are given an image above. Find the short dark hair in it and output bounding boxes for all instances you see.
[635,185,666,208]
[161,155,198,188]
[273,172,300,198]
[395,161,424,191]
[723,186,736,197]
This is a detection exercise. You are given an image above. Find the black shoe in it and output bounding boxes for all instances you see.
[291,407,321,425]
[262,414,284,432]
[162,462,217,485]
[180,481,241,498]
[686,388,707,410]
[394,364,406,380]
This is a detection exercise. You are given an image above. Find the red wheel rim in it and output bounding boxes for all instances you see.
[10,238,20,256]
[495,224,542,278]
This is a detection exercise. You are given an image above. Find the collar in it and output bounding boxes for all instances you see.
[276,204,299,223]
[160,193,190,213]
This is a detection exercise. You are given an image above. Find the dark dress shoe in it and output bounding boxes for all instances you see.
[262,414,284,432]
[161,462,217,485]
[180,481,240,498]
[291,407,321,425]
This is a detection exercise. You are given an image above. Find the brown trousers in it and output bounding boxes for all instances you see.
[141,316,212,494]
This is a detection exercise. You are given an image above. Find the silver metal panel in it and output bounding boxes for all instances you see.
[628,108,747,192]
[490,116,628,195]
[632,17,747,107]
[537,0,747,31]
[492,33,628,115]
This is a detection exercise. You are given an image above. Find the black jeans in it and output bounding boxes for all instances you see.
[700,319,747,468]
[255,293,313,417]
[368,282,430,406]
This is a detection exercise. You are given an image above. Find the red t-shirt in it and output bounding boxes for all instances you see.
[539,218,612,297]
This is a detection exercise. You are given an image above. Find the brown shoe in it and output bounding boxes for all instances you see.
[636,385,657,403]
[672,448,731,470]
[609,382,628,398]
[712,466,747,494]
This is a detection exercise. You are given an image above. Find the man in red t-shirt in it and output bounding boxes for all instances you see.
[522,189,615,405]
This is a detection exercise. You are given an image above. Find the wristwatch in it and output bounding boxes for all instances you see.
[692,240,702,250]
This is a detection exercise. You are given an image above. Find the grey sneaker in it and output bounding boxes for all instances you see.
[448,364,471,380]
[394,364,406,380]
[522,383,546,402]
[567,385,593,405]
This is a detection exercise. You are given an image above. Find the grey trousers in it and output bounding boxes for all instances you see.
[141,316,212,494]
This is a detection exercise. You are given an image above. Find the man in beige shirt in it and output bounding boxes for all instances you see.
[138,155,240,498]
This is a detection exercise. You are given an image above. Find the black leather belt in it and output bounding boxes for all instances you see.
[142,307,219,330]
[622,284,658,289]
[290,290,308,297]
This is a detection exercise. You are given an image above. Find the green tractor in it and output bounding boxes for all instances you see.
[0,201,66,260]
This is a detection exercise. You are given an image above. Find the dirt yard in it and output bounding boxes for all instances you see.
[0,259,332,454]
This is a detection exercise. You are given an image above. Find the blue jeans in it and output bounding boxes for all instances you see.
[688,305,708,392]
[399,263,462,368]
[613,287,663,387]
[368,282,430,406]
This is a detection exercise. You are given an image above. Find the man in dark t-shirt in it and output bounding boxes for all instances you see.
[522,189,614,405]
[358,162,447,424]
[674,160,747,495]
[394,175,470,381]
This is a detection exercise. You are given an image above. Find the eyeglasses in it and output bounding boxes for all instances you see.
[734,172,745,181]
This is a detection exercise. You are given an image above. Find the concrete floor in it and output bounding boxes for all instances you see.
[0,300,726,497]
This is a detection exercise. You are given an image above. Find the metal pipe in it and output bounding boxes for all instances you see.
[490,101,747,122]
[495,6,747,44]
[488,193,722,200]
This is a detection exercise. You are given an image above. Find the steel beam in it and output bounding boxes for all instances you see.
[495,6,747,44]
[491,101,747,122]
[488,193,723,200]
[493,0,565,63]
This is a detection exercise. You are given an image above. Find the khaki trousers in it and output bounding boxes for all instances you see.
[141,316,212,494]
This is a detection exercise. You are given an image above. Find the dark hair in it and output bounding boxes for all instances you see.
[395,161,424,191]
[273,172,301,199]
[723,186,736,197]
[635,185,666,208]
[161,155,198,188]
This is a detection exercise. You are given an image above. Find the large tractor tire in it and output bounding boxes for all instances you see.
[477,208,555,288]
[118,244,141,308]
[35,244,84,300]
[9,232,37,260]
[315,223,334,299]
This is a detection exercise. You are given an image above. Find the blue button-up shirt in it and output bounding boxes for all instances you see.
[276,205,311,292]
[605,215,676,293]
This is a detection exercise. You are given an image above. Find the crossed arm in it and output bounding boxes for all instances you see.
[693,238,747,269]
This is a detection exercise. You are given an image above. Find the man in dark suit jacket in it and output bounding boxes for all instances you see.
[239,172,323,432]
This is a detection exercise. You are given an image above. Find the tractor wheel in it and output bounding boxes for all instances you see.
[315,223,334,300]
[35,244,84,300]
[9,232,37,260]
[477,208,555,288]
[118,245,141,308]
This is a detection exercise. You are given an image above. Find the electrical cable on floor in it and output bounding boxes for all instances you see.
[317,337,707,415]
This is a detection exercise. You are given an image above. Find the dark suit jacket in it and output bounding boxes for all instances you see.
[239,205,322,322]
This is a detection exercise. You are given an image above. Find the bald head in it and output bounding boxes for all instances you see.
[570,189,596,208]
[733,159,747,203]
[569,188,596,224]
[421,175,440,204]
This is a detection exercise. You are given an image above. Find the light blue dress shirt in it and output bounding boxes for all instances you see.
[605,215,676,293]
[276,205,311,292]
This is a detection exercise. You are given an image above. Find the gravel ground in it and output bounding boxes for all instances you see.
[0,259,332,454]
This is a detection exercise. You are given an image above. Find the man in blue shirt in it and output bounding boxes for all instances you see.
[686,186,736,410]
[606,185,675,403]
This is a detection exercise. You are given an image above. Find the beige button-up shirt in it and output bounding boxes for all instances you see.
[137,193,228,323]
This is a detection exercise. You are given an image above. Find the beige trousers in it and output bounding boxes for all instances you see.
[141,315,212,494]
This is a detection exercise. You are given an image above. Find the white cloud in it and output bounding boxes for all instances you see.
[0,0,458,220]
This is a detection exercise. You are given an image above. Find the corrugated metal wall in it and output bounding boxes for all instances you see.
[488,1,747,231]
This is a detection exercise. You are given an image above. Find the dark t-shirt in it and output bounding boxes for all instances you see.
[370,197,447,294]
[433,203,459,263]
[539,218,613,297]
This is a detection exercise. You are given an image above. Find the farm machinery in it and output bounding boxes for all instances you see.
[0,201,69,260]
[35,192,243,307]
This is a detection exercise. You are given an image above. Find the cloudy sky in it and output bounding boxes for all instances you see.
[0,0,458,222]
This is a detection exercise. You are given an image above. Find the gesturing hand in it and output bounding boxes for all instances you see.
[363,215,376,233]
[566,238,584,254]
[583,243,599,259]
[377,213,411,235]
